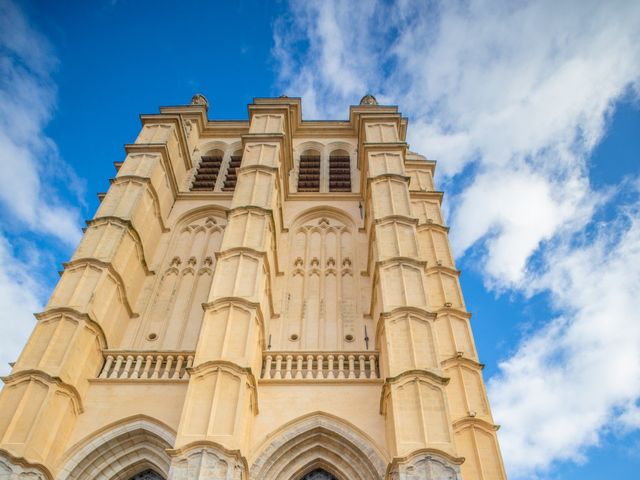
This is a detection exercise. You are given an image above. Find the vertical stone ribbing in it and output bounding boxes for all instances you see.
[170,109,287,480]
[0,117,190,477]
[406,162,507,480]
[361,114,464,478]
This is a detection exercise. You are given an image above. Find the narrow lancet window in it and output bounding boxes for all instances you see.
[222,150,242,191]
[329,149,351,192]
[297,149,321,192]
[191,149,223,191]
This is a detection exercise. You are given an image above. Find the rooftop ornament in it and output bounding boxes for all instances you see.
[359,94,378,106]
[191,93,209,110]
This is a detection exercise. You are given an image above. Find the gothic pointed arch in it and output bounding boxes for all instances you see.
[250,412,386,480]
[58,416,174,480]
[280,208,362,350]
[132,206,227,350]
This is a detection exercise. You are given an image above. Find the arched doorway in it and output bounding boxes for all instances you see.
[250,413,386,480]
[129,470,164,480]
[300,469,337,480]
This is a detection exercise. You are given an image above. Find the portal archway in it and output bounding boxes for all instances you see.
[250,413,386,480]
[58,416,174,480]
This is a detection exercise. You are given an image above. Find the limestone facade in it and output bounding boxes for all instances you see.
[0,96,506,480]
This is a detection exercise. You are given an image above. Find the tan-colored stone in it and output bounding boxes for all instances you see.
[0,97,505,480]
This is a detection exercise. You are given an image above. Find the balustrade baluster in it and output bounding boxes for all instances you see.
[121,355,134,379]
[99,355,114,379]
[110,355,124,379]
[348,355,356,379]
[295,355,304,379]
[172,355,184,379]
[132,355,143,379]
[142,355,153,379]
[337,355,346,379]
[263,355,273,379]
[285,355,293,379]
[368,355,377,379]
[327,355,335,379]
[151,355,163,379]
[305,355,314,379]
[162,355,174,379]
[358,355,366,379]
[316,355,324,379]
[274,355,283,379]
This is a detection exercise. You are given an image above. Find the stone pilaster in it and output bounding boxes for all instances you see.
[0,117,188,474]
[407,165,507,480]
[170,106,288,479]
[358,113,462,479]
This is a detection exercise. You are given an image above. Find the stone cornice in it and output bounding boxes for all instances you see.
[175,191,234,200]
[374,306,438,350]
[85,216,154,275]
[123,143,182,197]
[0,449,54,480]
[1,370,84,414]
[137,115,193,171]
[107,175,170,232]
[367,172,411,184]
[167,440,249,475]
[35,307,108,351]
[415,222,451,233]
[433,306,472,319]
[441,355,485,370]
[202,297,266,349]
[61,258,139,318]
[452,416,500,432]
[410,190,444,201]
[386,448,465,471]
[188,360,259,414]
[380,369,450,415]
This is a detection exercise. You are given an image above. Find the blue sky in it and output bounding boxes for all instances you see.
[1,1,639,479]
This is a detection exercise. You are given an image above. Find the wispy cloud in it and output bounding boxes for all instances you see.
[273,0,640,476]
[0,0,84,373]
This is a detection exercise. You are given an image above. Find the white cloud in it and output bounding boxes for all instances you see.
[489,190,640,474]
[0,1,84,372]
[0,0,83,246]
[0,235,44,376]
[274,0,640,476]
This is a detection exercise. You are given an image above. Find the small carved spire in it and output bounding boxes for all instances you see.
[191,93,209,110]
[359,94,378,106]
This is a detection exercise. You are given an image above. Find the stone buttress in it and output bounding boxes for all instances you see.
[167,106,290,480]
[359,108,507,480]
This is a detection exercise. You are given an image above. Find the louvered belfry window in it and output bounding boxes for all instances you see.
[297,150,321,192]
[191,151,223,191]
[222,151,242,191]
[329,150,351,192]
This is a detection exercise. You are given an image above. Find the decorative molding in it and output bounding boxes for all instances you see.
[0,449,53,480]
[1,369,84,414]
[167,442,247,480]
[386,449,463,480]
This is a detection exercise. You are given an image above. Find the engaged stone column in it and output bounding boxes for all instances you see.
[169,105,289,480]
[358,109,463,479]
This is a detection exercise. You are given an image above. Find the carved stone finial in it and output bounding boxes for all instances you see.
[359,94,378,106]
[191,93,209,110]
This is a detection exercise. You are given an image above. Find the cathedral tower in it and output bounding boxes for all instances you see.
[0,96,506,480]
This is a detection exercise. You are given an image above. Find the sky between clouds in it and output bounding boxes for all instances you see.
[0,1,639,478]
[274,1,640,476]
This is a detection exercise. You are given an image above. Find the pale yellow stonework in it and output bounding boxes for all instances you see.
[0,96,506,480]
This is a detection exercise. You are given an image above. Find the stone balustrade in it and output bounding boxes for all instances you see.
[261,351,380,381]
[98,351,194,380]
